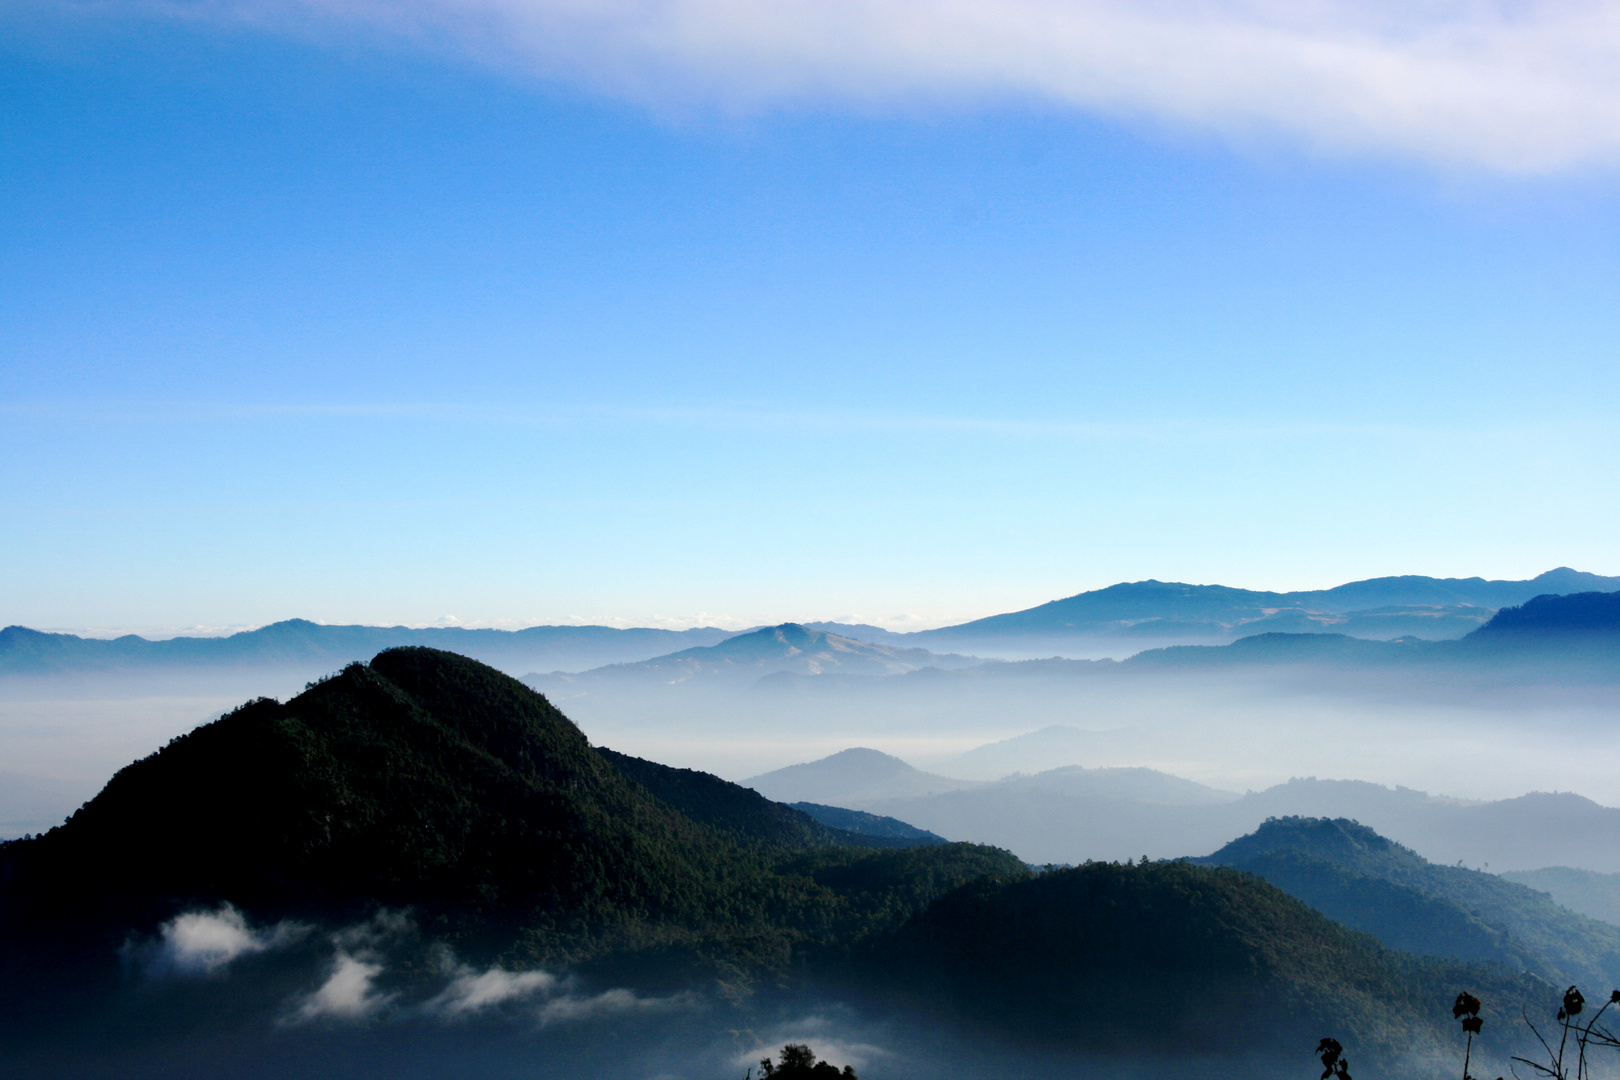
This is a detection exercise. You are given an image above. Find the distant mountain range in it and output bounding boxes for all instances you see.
[530,624,981,692]
[901,566,1620,648]
[1502,866,1620,927]
[770,746,1620,871]
[7,566,1615,675]
[533,592,1620,704]
[0,619,732,676]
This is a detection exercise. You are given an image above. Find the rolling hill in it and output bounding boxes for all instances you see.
[772,747,1620,872]
[872,857,1545,1069]
[1198,817,1620,991]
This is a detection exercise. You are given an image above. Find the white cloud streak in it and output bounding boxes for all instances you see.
[291,952,393,1021]
[535,986,692,1025]
[134,903,309,976]
[419,962,558,1018]
[103,0,1620,172]
[124,905,690,1026]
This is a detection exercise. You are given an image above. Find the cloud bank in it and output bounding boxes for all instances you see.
[109,0,1620,172]
[128,904,692,1026]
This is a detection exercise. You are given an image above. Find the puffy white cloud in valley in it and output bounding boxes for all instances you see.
[134,903,309,976]
[419,962,558,1018]
[290,952,393,1022]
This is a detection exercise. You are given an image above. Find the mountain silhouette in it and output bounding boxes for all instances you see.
[909,567,1619,646]
[0,648,1025,972]
[0,619,733,675]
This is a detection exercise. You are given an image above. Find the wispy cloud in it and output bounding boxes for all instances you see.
[291,952,393,1021]
[132,905,694,1026]
[418,958,557,1019]
[129,903,310,976]
[93,0,1620,172]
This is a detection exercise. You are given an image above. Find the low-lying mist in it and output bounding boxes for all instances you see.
[8,655,1620,858]
[560,665,1620,809]
[0,902,1335,1080]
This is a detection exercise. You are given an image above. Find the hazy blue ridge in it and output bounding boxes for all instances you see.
[1122,591,1620,673]
[1502,868,1620,927]
[11,569,1618,678]
[909,567,1619,643]
[0,620,734,675]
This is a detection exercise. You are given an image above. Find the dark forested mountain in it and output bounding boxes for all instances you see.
[1,648,752,943]
[874,857,1543,1066]
[1198,817,1620,990]
[0,619,733,676]
[0,648,1019,970]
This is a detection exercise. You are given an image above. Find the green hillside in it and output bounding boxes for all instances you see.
[873,858,1545,1069]
[1200,817,1620,989]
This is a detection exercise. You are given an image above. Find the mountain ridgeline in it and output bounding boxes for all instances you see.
[7,566,1618,677]
[907,566,1620,647]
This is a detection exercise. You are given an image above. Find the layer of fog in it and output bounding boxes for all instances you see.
[0,902,1321,1080]
[565,669,1620,805]
[9,658,1620,873]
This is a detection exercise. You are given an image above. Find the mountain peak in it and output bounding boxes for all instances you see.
[745,747,979,805]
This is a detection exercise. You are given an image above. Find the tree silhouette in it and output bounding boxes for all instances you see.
[756,1043,857,1079]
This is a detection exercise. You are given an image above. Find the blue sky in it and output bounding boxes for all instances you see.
[3,1,1619,634]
